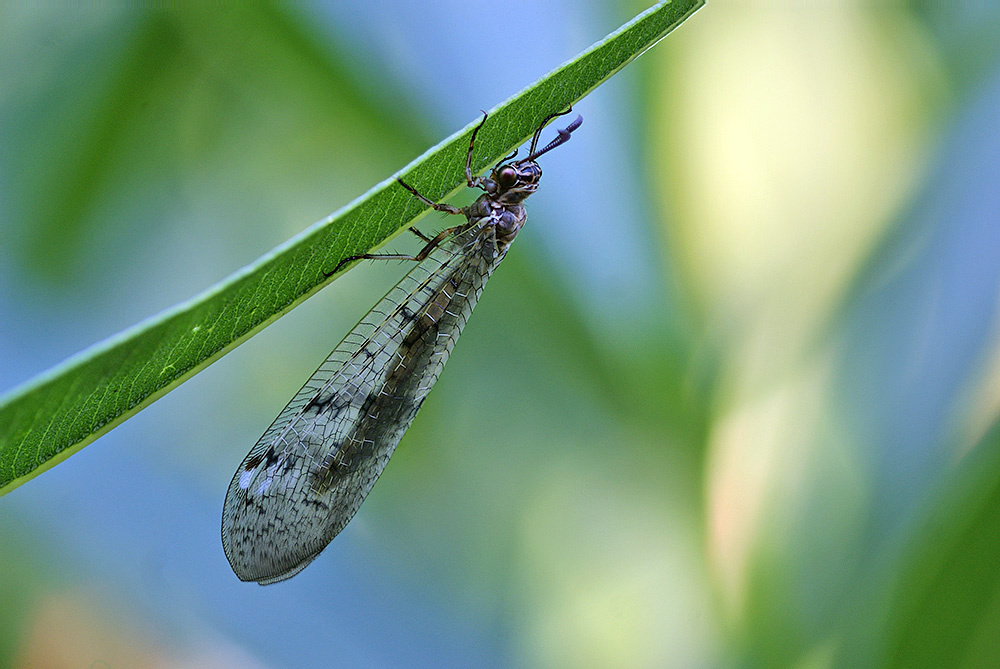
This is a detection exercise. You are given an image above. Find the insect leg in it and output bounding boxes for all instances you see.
[408,227,432,243]
[396,178,464,215]
[410,223,468,262]
[331,223,468,275]
[465,111,489,187]
[330,252,412,276]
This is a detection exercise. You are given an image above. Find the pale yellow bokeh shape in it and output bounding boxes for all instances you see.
[515,457,718,668]
[651,4,946,628]
[654,6,945,371]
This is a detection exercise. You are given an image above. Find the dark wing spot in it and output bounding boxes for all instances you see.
[305,391,348,415]
[263,446,281,468]
[243,451,265,472]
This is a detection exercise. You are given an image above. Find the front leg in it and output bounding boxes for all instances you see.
[464,111,489,188]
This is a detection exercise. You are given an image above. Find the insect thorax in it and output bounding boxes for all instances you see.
[466,195,526,246]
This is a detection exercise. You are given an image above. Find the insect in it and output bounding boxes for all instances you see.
[222,109,583,584]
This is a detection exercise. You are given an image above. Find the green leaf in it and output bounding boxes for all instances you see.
[0,0,704,495]
[877,420,1000,669]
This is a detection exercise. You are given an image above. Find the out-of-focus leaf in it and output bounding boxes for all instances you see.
[0,0,704,493]
[877,420,1000,668]
[6,5,416,280]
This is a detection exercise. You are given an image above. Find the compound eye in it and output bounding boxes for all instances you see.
[496,166,517,188]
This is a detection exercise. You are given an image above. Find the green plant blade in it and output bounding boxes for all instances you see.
[879,420,1000,669]
[0,0,703,495]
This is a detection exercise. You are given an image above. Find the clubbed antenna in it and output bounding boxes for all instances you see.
[524,114,584,162]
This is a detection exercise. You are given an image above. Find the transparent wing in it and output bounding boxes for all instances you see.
[222,222,510,584]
